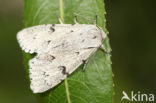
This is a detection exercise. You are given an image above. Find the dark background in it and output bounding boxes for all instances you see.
[0,0,155,103]
[106,0,156,102]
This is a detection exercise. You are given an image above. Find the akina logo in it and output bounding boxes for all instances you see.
[121,91,155,102]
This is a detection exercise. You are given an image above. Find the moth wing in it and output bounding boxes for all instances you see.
[44,24,105,52]
[29,48,97,93]
[17,24,105,54]
[69,25,105,49]
[17,24,82,54]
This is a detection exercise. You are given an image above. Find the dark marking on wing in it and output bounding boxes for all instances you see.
[44,80,52,86]
[92,36,97,39]
[47,40,51,44]
[46,74,50,77]
[86,47,95,49]
[36,54,55,62]
[81,39,85,42]
[58,66,69,75]
[75,52,79,55]
[44,79,52,86]
[33,37,36,39]
[50,55,55,60]
[52,24,55,26]
[53,42,67,48]
[70,30,74,32]
[47,55,55,62]
[43,72,50,77]
[50,26,55,32]
[53,44,61,48]
[62,43,65,47]
[47,82,51,86]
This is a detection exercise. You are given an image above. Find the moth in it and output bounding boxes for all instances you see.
[17,17,107,93]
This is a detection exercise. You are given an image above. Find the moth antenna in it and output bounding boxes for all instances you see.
[74,16,79,24]
[74,13,97,24]
[100,44,110,54]
[59,17,64,24]
[94,15,98,25]
[82,59,89,72]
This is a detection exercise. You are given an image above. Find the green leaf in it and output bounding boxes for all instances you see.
[23,0,113,103]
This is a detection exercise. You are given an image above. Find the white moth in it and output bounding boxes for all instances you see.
[17,18,107,93]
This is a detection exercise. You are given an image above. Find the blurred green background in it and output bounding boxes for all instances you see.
[106,0,156,102]
[0,0,155,103]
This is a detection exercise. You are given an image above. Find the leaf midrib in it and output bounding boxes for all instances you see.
[59,0,71,103]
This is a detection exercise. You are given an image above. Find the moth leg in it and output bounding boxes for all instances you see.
[74,16,79,24]
[94,15,98,25]
[100,44,110,54]
[82,59,89,72]
[59,18,64,24]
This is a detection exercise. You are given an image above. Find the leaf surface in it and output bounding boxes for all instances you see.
[23,0,113,103]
